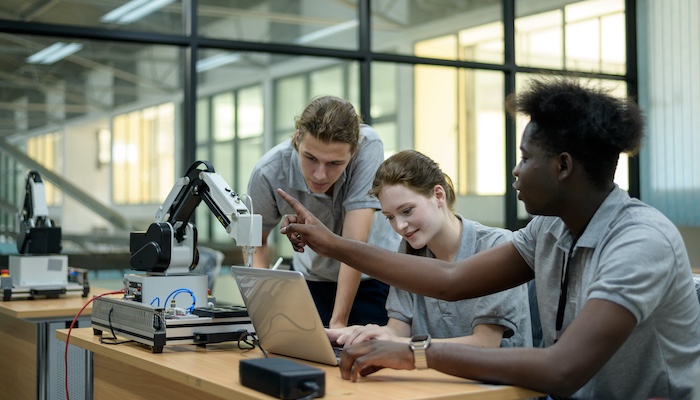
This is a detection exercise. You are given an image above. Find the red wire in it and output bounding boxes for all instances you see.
[64,290,124,400]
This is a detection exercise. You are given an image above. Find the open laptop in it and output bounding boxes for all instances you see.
[230,265,341,366]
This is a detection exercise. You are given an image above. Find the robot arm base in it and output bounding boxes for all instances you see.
[130,222,198,275]
[17,225,62,254]
[130,223,172,273]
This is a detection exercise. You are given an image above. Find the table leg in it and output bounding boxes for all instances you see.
[36,322,49,400]
[84,349,94,399]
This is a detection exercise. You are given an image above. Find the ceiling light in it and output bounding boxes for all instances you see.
[26,42,83,65]
[197,53,242,72]
[296,20,358,44]
[101,0,175,24]
[196,20,360,73]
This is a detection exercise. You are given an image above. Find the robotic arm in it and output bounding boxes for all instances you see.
[16,171,62,254]
[130,161,262,274]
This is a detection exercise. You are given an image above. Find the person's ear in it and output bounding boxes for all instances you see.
[293,130,300,150]
[557,152,574,180]
[434,185,447,206]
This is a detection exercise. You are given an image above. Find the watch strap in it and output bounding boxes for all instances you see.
[409,334,431,370]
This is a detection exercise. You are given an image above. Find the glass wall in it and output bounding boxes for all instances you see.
[198,0,359,49]
[195,83,264,242]
[0,0,184,34]
[371,0,503,63]
[0,0,637,258]
[112,103,175,205]
[515,0,625,74]
[27,132,62,206]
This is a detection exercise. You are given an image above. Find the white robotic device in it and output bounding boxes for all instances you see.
[91,161,261,352]
[1,171,88,301]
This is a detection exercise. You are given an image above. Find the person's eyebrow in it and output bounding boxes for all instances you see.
[302,150,348,164]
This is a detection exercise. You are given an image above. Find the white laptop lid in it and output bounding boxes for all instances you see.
[230,265,339,366]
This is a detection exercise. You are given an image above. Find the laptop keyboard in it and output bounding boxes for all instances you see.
[333,346,344,359]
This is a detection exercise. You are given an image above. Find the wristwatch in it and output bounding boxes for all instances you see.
[409,334,431,370]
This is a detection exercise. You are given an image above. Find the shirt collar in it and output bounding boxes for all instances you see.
[456,215,476,256]
[550,185,628,251]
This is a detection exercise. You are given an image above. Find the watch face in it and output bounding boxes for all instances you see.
[411,334,430,343]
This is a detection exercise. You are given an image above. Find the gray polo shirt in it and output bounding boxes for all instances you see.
[386,216,532,348]
[247,124,400,282]
[512,185,700,399]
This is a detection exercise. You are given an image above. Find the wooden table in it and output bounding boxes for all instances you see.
[57,327,542,400]
[0,287,115,400]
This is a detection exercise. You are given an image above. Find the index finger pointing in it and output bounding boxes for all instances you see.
[277,188,310,216]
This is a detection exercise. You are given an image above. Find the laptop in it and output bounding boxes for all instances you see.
[230,265,341,366]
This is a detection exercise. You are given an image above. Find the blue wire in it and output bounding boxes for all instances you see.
[165,289,193,306]
[150,297,161,307]
[166,289,195,312]
[164,288,196,313]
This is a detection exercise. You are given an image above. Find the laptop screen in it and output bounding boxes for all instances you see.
[230,266,339,366]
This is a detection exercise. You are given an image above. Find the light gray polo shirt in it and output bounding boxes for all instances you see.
[247,124,400,282]
[386,216,532,348]
[512,185,700,399]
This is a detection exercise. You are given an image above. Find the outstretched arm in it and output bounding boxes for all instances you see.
[340,298,636,397]
[337,320,504,348]
[278,188,533,301]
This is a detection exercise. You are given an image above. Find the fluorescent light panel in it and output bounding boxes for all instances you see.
[27,42,83,65]
[196,20,359,73]
[101,0,175,24]
[296,20,358,44]
[196,53,243,72]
